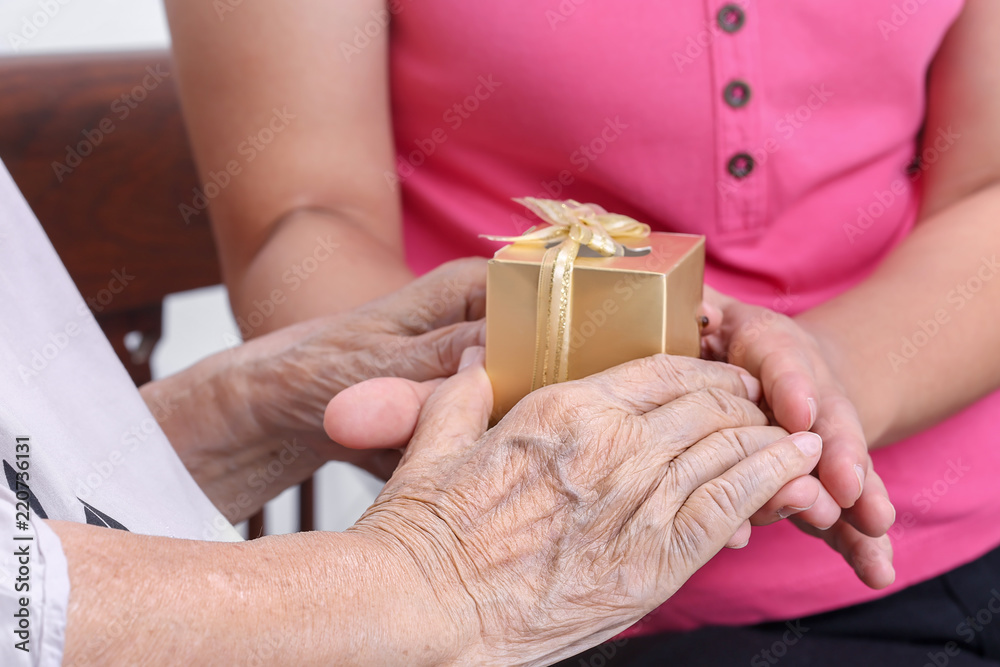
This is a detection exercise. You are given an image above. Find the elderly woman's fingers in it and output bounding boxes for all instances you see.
[360,257,488,335]
[669,432,824,561]
[324,377,442,449]
[725,520,752,549]
[355,319,485,384]
[403,346,493,462]
[648,425,795,497]
[632,400,771,483]
[588,354,761,416]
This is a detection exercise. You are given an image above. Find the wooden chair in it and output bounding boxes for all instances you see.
[0,50,314,537]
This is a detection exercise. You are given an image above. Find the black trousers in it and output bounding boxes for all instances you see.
[556,544,1000,667]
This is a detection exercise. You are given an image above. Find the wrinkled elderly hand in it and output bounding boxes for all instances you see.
[700,286,896,589]
[229,258,487,478]
[344,349,824,666]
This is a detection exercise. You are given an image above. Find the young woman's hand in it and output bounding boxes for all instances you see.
[700,286,896,589]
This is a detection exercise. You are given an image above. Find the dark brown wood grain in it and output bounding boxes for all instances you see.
[0,51,220,313]
[0,51,315,535]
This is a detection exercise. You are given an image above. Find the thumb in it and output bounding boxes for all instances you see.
[403,346,492,464]
[325,377,443,449]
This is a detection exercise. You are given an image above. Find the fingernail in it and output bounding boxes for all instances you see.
[854,464,866,499]
[459,346,484,372]
[791,432,822,456]
[740,372,762,403]
[885,499,897,527]
[806,397,818,429]
[777,505,812,519]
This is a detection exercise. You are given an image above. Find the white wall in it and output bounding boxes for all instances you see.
[1,0,171,54]
[1,0,383,535]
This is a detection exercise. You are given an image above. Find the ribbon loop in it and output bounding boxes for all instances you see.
[483,198,651,391]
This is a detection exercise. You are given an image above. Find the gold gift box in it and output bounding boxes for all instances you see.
[486,232,706,420]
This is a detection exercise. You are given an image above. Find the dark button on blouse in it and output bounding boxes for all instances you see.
[724,80,752,108]
[718,5,746,33]
[728,153,755,179]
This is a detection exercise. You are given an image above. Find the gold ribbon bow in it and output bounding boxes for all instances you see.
[483,197,651,390]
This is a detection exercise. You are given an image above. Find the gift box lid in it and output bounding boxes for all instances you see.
[491,231,704,275]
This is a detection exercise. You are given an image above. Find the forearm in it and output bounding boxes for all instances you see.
[139,344,323,522]
[166,0,408,335]
[798,181,1000,447]
[51,521,466,666]
[233,209,414,336]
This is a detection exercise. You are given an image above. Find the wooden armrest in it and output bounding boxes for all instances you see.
[0,51,220,313]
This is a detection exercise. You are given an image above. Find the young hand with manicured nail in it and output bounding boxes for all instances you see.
[699,286,897,589]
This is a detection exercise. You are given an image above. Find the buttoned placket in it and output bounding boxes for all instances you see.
[708,1,767,234]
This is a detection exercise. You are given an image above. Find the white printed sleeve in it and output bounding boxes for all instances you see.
[0,487,69,666]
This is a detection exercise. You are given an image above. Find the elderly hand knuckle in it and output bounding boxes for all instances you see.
[701,387,753,422]
[650,354,695,387]
[705,477,749,516]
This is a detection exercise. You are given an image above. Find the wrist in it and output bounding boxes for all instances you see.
[278,527,480,666]
[351,499,496,665]
[139,354,232,454]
